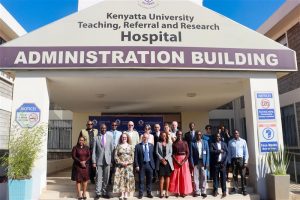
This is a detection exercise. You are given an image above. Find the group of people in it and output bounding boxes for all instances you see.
[71,120,249,200]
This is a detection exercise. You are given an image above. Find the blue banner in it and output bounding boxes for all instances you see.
[89,115,164,135]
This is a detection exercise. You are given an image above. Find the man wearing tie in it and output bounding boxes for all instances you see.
[107,121,122,184]
[92,124,113,199]
[135,133,155,199]
[184,122,196,149]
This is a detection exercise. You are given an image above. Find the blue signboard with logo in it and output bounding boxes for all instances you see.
[16,103,41,128]
[256,92,275,120]
[258,123,279,153]
[89,116,163,135]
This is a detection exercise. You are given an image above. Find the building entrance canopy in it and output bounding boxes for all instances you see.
[0,0,297,71]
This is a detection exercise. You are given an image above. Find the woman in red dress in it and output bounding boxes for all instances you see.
[71,136,90,200]
[169,130,193,197]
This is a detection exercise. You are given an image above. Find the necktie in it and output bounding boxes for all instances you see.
[101,135,105,146]
[144,144,149,162]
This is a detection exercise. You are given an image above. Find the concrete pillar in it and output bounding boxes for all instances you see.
[243,74,283,199]
[10,77,49,200]
[232,97,242,135]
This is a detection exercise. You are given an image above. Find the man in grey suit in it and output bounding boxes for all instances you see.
[92,124,113,199]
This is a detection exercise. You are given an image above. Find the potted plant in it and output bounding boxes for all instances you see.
[0,124,45,200]
[265,146,291,200]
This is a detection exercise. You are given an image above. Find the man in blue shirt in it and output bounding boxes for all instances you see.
[107,121,122,184]
[228,129,249,196]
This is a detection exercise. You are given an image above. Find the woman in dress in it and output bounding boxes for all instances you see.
[71,136,90,200]
[113,133,135,200]
[156,132,174,198]
[169,130,193,197]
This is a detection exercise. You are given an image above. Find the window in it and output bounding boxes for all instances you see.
[281,105,297,147]
[276,33,288,47]
[0,37,6,45]
[48,120,72,150]
[216,102,233,110]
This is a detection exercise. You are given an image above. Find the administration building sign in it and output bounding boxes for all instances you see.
[0,0,297,71]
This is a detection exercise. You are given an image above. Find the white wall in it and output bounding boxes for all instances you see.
[181,111,209,133]
[10,77,49,200]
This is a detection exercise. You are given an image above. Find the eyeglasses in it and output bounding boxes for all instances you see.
[128,125,133,126]
[87,124,93,125]
[112,125,117,126]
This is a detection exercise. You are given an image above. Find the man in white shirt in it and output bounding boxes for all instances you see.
[170,121,178,142]
[124,121,140,148]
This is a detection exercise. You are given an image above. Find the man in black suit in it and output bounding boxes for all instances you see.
[210,133,228,198]
[184,122,196,148]
[135,132,155,199]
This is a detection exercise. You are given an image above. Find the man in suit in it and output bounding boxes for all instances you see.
[79,120,98,184]
[184,122,196,148]
[210,133,228,198]
[135,132,155,199]
[92,124,113,199]
[190,130,210,198]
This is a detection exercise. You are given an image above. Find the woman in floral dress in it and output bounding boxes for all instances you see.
[113,133,135,200]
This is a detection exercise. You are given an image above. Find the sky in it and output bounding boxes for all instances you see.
[0,0,286,32]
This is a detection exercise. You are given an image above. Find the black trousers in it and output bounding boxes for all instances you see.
[213,162,226,193]
[231,158,246,192]
[139,162,153,195]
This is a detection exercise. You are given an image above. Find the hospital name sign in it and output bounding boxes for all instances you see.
[0,46,296,71]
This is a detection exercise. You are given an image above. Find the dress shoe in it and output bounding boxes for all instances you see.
[147,193,153,198]
[242,191,248,196]
[138,193,143,199]
[180,194,186,198]
[193,193,200,197]
[119,197,123,200]
[213,191,219,197]
[201,193,207,198]
[221,193,226,198]
[95,194,101,199]
[230,189,238,195]
[103,194,110,199]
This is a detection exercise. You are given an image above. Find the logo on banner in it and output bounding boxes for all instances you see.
[115,119,121,125]
[261,99,270,109]
[138,0,159,8]
[92,119,98,126]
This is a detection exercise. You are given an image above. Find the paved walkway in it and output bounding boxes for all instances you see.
[290,183,300,200]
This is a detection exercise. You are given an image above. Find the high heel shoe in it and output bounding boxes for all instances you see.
[159,193,164,198]
[165,193,169,198]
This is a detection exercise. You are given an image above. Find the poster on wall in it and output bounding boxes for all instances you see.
[255,92,275,121]
[255,91,279,153]
[89,115,163,135]
[16,103,41,128]
[257,123,279,153]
